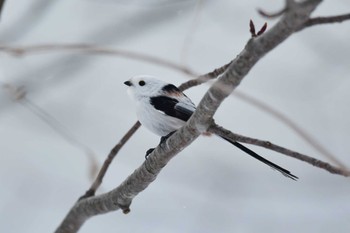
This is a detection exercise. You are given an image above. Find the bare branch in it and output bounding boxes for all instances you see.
[177,60,232,91]
[208,123,350,177]
[257,0,295,18]
[258,1,350,31]
[79,121,141,199]
[258,7,286,18]
[300,13,350,30]
[55,116,201,233]
[1,81,99,180]
[55,1,323,232]
[0,44,198,77]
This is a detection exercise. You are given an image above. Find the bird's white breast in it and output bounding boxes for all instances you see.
[136,98,186,137]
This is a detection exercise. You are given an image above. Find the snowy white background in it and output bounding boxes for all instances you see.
[0,0,349,233]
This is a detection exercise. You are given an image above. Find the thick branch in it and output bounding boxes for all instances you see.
[55,1,323,232]
[55,119,201,233]
[208,123,350,177]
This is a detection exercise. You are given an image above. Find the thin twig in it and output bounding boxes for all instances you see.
[300,13,350,29]
[0,44,198,77]
[257,0,295,19]
[258,7,286,18]
[79,121,141,199]
[208,123,350,177]
[21,98,100,179]
[1,82,99,180]
[178,60,232,91]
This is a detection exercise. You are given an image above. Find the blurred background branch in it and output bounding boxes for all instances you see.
[0,0,58,41]
[1,81,99,180]
[0,0,5,20]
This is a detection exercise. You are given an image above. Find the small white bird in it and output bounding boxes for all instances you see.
[124,75,298,180]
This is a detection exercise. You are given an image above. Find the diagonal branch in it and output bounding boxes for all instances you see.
[208,123,350,177]
[1,81,99,180]
[177,60,232,91]
[79,121,141,199]
[55,1,323,232]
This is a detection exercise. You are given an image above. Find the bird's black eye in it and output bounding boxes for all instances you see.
[139,80,145,86]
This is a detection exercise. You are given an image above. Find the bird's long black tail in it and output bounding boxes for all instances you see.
[220,136,298,180]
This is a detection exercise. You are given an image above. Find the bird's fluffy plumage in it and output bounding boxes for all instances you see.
[125,75,195,136]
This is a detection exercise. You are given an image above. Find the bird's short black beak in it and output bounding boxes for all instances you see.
[124,81,132,86]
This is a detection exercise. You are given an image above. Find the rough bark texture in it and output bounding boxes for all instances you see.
[55,1,324,232]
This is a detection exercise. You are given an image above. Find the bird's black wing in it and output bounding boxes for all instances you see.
[150,96,193,122]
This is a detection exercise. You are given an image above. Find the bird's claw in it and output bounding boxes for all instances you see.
[145,148,155,159]
[160,131,175,144]
[145,131,175,159]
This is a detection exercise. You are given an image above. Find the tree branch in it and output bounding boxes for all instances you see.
[55,1,324,232]
[301,13,350,29]
[55,114,201,233]
[0,44,197,77]
[208,123,350,177]
[177,60,232,91]
[1,81,99,180]
[79,121,141,199]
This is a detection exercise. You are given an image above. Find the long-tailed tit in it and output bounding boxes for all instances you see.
[124,75,298,180]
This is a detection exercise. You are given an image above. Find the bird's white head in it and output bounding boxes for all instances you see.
[124,75,168,101]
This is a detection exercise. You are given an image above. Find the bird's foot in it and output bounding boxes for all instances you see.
[145,148,155,159]
[145,131,176,159]
[160,131,176,144]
